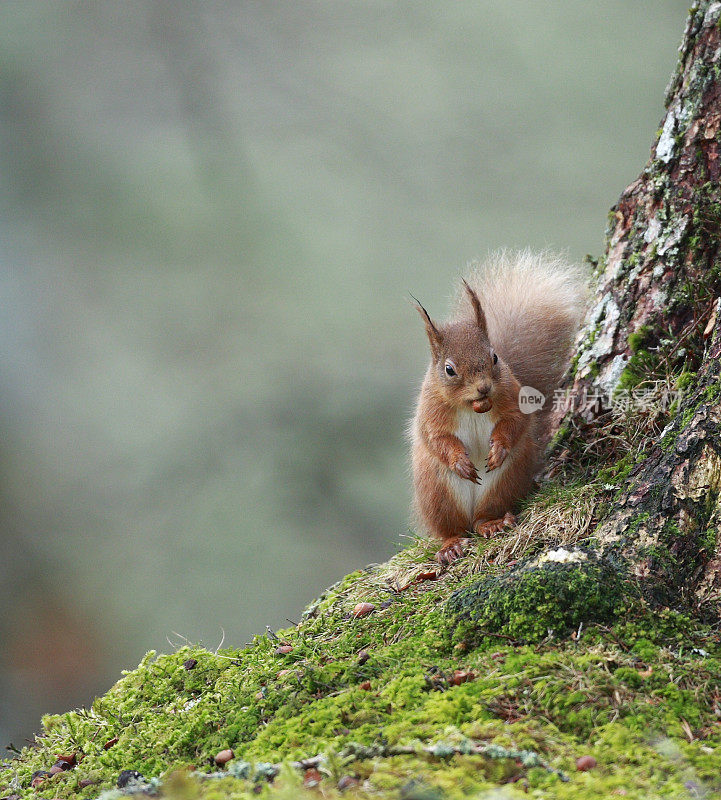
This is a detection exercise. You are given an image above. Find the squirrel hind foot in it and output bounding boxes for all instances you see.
[473,512,517,538]
[435,536,471,566]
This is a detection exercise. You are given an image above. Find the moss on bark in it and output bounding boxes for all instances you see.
[447,548,629,642]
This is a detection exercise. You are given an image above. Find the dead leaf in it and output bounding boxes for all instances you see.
[450,670,476,686]
[703,299,719,339]
[352,603,375,618]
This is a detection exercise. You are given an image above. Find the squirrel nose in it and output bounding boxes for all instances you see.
[477,383,491,397]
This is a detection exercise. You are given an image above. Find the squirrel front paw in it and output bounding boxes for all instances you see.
[486,437,508,471]
[451,452,482,484]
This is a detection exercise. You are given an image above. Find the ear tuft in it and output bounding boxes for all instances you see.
[462,279,488,334]
[410,294,443,359]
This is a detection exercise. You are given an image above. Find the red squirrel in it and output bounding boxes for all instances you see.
[410,251,586,565]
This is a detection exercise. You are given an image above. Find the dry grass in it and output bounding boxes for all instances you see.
[361,481,598,597]
[472,483,597,570]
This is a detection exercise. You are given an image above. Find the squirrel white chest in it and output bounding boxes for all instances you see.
[454,409,494,466]
[447,409,502,519]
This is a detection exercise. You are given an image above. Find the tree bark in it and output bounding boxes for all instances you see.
[554,0,721,615]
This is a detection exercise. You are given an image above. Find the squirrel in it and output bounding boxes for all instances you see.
[410,250,587,565]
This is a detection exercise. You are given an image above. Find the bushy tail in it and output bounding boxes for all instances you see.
[455,250,588,402]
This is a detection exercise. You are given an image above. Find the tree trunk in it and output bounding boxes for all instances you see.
[552,0,721,615]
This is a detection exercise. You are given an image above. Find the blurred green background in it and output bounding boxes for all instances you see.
[0,1,687,746]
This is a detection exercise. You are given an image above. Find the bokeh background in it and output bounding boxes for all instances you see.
[1,0,688,747]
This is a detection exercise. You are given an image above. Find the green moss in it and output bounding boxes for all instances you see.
[675,370,696,392]
[628,325,654,354]
[446,550,629,643]
[616,347,659,392]
[596,452,636,487]
[2,539,721,800]
[672,377,721,437]
[568,351,580,376]
[704,380,721,402]
[680,403,697,431]
[701,527,718,557]
[631,638,660,662]
[548,423,570,452]
[2,587,721,799]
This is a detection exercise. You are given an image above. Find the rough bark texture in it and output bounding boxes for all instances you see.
[554,0,721,615]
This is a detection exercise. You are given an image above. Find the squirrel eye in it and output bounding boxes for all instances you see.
[492,351,498,365]
[444,362,457,377]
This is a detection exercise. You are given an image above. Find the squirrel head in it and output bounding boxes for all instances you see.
[414,280,501,411]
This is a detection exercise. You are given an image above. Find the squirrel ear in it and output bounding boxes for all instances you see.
[462,279,488,335]
[411,295,443,359]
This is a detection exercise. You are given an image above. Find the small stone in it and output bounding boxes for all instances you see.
[576,755,597,771]
[359,680,371,690]
[275,645,293,655]
[357,650,370,665]
[78,779,98,788]
[214,749,235,766]
[337,775,359,791]
[303,767,322,788]
[353,602,375,618]
[48,764,65,776]
[117,770,144,788]
[183,658,198,670]
[379,599,393,610]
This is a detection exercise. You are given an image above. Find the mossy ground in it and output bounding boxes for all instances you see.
[3,520,721,800]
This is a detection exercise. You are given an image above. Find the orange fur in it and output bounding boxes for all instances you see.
[410,251,587,564]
